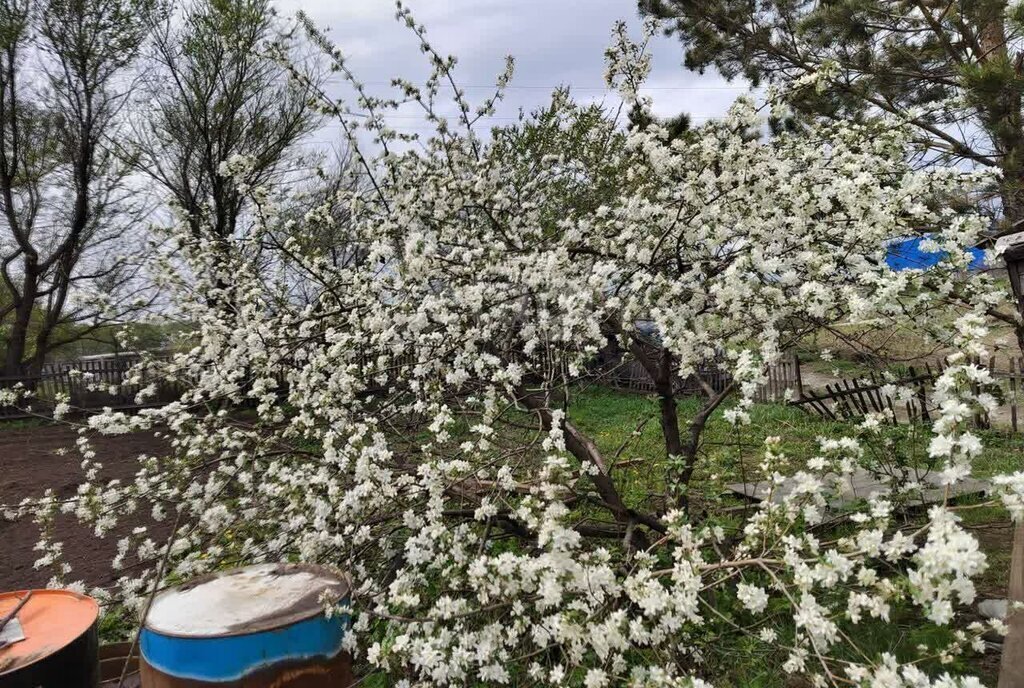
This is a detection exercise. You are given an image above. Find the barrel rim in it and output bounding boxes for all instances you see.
[0,589,99,676]
[143,563,352,638]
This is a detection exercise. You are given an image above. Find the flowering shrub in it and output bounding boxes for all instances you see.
[10,12,1024,687]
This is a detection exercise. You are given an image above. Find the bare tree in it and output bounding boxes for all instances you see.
[133,0,321,247]
[0,0,158,380]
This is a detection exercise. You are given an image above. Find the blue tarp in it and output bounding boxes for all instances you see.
[885,236,986,271]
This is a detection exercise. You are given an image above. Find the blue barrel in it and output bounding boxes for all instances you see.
[138,563,352,687]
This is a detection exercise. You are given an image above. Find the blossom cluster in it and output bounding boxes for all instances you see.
[8,12,1018,688]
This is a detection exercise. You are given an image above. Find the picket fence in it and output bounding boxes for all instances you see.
[26,350,1024,432]
[0,355,183,420]
[600,354,803,404]
[792,356,1024,433]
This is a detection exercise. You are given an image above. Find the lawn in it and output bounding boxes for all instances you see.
[572,384,1023,470]
[567,385,1021,686]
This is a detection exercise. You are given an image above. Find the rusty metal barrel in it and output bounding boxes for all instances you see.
[138,563,353,687]
[0,589,100,687]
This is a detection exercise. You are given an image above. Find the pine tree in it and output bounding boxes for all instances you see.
[640,0,1024,234]
[627,102,691,141]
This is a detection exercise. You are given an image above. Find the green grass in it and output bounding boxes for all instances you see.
[98,603,134,643]
[564,385,1020,687]
[569,384,1023,482]
[570,386,855,492]
[0,416,54,431]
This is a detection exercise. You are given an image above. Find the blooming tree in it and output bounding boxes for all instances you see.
[10,11,1024,688]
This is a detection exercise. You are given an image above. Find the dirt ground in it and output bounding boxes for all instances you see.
[0,423,169,592]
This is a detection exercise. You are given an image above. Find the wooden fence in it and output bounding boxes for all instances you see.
[3,349,809,422]
[791,356,1024,433]
[0,355,183,421]
[601,350,1024,434]
[39,349,1024,429]
[600,354,802,403]
[791,368,934,423]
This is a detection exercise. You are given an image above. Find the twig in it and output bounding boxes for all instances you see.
[118,508,183,687]
[0,591,32,635]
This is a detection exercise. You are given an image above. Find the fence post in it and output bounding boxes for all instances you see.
[792,354,803,400]
[997,232,1024,688]
[1000,523,1024,688]
[1012,358,1019,434]
[908,366,930,423]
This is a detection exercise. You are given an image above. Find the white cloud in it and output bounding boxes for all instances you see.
[280,0,757,142]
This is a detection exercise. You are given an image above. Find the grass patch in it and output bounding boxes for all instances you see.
[98,603,134,643]
[566,386,1019,686]
[570,384,1022,484]
[0,416,55,431]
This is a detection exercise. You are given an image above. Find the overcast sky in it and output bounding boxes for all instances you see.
[276,0,757,146]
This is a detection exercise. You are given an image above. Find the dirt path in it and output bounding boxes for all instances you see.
[0,424,169,592]
[798,369,844,394]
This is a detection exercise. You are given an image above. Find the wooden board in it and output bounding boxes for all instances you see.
[726,468,990,509]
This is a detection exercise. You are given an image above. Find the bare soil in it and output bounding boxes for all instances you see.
[0,423,169,592]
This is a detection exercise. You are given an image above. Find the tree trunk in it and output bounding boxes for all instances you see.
[652,350,684,458]
[981,13,1024,238]
[1001,229,1024,687]
[626,340,690,506]
[2,269,37,381]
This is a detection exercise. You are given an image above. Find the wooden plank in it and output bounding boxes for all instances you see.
[885,393,898,425]
[871,374,886,415]
[838,380,853,413]
[855,378,871,414]
[839,380,855,414]
[981,355,993,429]
[727,469,989,509]
[866,373,882,414]
[855,376,876,413]
[801,389,835,420]
[998,523,1024,688]
[970,356,984,429]
[1013,358,1020,434]
[810,395,832,420]
[824,383,838,414]
[909,366,931,423]
[842,379,865,415]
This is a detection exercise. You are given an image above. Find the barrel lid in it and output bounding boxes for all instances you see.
[0,589,99,676]
[145,563,350,638]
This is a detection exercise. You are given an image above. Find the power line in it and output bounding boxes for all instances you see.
[304,117,733,141]
[312,113,726,129]
[4,63,755,92]
[324,79,756,92]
